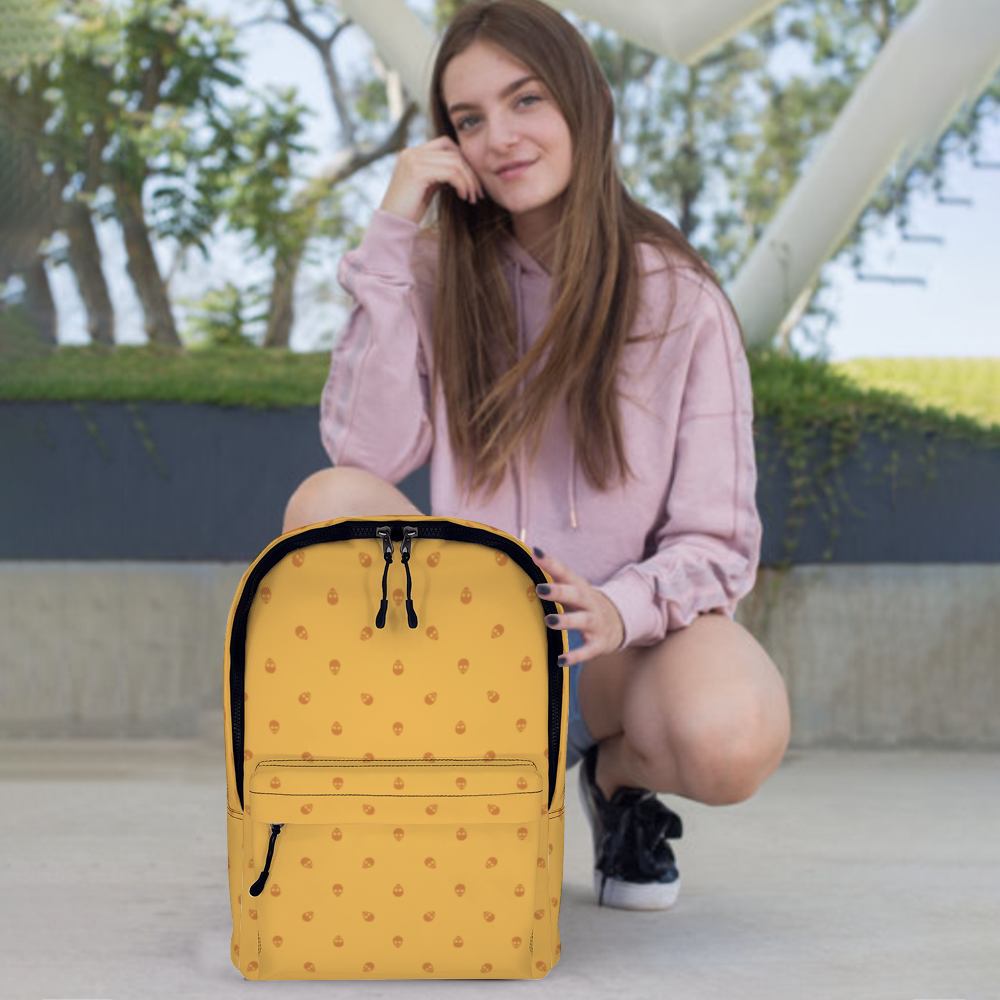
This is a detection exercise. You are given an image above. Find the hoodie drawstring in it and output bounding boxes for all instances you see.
[568,439,578,530]
[502,233,580,537]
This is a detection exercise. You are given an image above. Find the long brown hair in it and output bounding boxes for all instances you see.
[420,0,744,505]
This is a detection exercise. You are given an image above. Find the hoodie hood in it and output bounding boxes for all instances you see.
[497,230,579,543]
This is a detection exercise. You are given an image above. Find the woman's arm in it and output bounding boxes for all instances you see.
[594,283,762,649]
[319,209,435,483]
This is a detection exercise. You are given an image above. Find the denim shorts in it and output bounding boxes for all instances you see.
[564,628,599,771]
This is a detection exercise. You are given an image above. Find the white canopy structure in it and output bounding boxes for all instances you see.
[338,0,1000,347]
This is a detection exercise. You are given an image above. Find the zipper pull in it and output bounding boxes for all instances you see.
[374,526,394,629]
[401,526,418,629]
[248,822,284,897]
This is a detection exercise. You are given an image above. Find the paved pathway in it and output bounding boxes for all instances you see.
[1,741,996,998]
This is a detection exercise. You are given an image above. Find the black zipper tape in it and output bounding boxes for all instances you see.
[229,519,563,812]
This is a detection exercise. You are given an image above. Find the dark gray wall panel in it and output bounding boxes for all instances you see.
[2,403,997,562]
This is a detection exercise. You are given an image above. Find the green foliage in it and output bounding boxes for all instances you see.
[0,0,312,259]
[749,350,1000,442]
[354,77,389,124]
[178,281,270,349]
[0,343,325,408]
[0,0,60,77]
[834,357,1000,431]
[749,347,1000,564]
[108,0,253,245]
[199,85,316,260]
[0,303,55,361]
[2,343,997,438]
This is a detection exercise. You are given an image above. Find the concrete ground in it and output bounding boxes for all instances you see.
[1,740,997,999]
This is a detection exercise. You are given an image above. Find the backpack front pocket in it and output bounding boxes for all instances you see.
[242,756,544,980]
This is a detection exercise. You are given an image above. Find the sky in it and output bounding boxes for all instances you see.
[48,0,1000,360]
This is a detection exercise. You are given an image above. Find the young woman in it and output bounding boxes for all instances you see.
[284,0,791,912]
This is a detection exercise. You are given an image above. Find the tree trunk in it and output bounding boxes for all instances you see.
[0,80,63,306]
[21,256,57,346]
[63,198,115,346]
[263,244,306,349]
[115,181,180,347]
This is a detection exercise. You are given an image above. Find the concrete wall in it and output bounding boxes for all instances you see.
[1,562,997,747]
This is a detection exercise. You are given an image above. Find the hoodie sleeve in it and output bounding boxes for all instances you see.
[594,281,762,650]
[319,209,434,484]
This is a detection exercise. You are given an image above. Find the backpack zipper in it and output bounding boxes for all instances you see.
[374,525,419,629]
[400,526,419,628]
[248,822,284,896]
[229,520,563,812]
[374,526,393,629]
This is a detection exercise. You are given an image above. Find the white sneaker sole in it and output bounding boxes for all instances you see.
[578,753,681,911]
[592,869,681,910]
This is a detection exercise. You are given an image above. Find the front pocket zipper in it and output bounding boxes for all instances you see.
[249,823,284,896]
[245,756,545,980]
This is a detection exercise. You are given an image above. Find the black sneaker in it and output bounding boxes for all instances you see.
[578,741,683,909]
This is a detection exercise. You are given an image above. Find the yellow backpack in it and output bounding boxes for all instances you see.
[224,514,569,980]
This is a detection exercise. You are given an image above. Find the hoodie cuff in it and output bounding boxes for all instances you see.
[350,209,421,280]
[594,567,658,652]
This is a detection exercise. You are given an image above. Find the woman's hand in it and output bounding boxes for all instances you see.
[532,546,626,666]
[379,135,486,225]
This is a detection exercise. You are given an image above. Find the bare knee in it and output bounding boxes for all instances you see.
[625,618,791,805]
[675,730,768,805]
[283,467,349,533]
[624,686,788,806]
[282,466,421,534]
[666,705,789,806]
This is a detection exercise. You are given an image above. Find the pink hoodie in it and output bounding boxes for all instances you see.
[320,208,762,651]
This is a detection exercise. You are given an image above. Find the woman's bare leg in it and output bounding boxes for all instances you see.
[576,611,791,806]
[282,467,424,533]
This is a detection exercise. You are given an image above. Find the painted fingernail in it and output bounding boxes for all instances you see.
[532,546,545,559]
[557,656,567,667]
[545,615,558,625]
[537,584,551,596]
